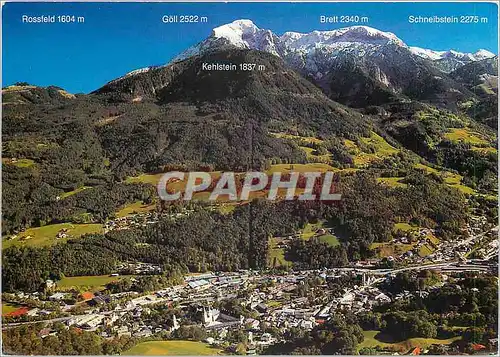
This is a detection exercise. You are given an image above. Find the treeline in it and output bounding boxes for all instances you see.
[2,324,136,355]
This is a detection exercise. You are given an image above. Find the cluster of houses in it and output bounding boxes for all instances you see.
[103,212,164,233]
[5,261,497,357]
[427,221,497,263]
[115,262,163,275]
[103,209,195,233]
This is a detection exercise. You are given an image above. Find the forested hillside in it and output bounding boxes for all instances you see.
[2,47,498,291]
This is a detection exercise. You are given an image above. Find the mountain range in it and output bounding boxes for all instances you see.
[105,20,495,109]
[172,20,494,73]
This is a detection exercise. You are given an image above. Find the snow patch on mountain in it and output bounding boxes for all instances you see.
[408,47,445,61]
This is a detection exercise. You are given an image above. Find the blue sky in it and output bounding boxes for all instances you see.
[3,2,498,93]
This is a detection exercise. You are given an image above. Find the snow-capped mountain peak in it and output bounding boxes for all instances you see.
[173,19,281,61]
[409,46,496,72]
[474,49,496,60]
[279,25,406,53]
[409,46,495,62]
[211,19,260,46]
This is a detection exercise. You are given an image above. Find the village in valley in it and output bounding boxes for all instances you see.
[2,205,498,355]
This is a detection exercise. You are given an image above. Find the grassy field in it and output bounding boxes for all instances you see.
[2,158,35,168]
[393,223,419,232]
[375,223,438,258]
[270,132,323,144]
[444,128,488,146]
[2,302,22,315]
[59,186,92,199]
[299,146,332,163]
[125,163,341,203]
[215,204,238,215]
[56,275,134,291]
[382,164,474,195]
[394,223,439,244]
[418,244,434,257]
[268,220,339,267]
[125,163,340,186]
[267,163,336,174]
[449,183,475,195]
[299,221,340,246]
[116,201,157,217]
[270,133,332,163]
[377,177,407,188]
[357,330,461,353]
[124,340,221,356]
[125,172,167,185]
[371,242,414,258]
[344,132,398,167]
[471,146,497,155]
[414,163,475,195]
[318,234,340,247]
[268,237,291,268]
[2,223,103,249]
[300,221,326,240]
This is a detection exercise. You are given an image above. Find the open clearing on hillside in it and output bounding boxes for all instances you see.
[268,220,339,268]
[56,275,135,292]
[371,223,439,258]
[344,132,398,167]
[301,221,339,246]
[299,146,332,163]
[414,163,475,195]
[268,237,291,268]
[124,340,221,356]
[370,242,414,258]
[125,172,169,186]
[60,186,92,199]
[357,330,461,353]
[2,223,103,249]
[300,221,328,240]
[393,223,419,232]
[444,128,488,146]
[270,132,323,144]
[116,201,157,217]
[377,177,407,188]
[267,163,335,173]
[270,133,332,163]
[2,158,35,168]
[471,146,497,155]
[318,234,340,246]
[125,163,345,187]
